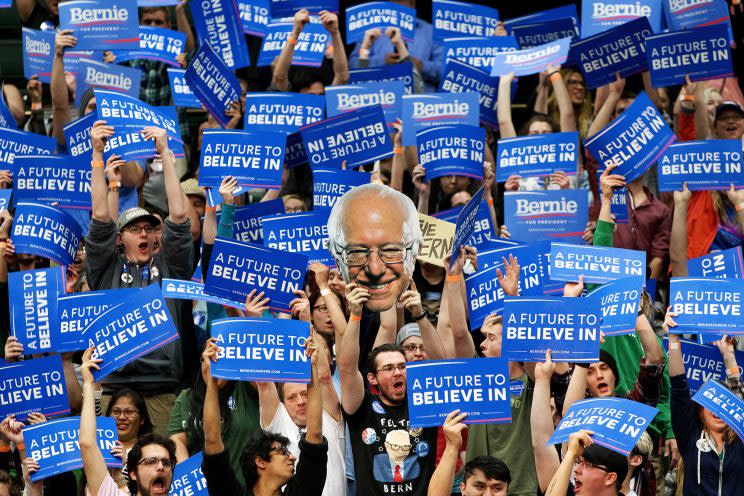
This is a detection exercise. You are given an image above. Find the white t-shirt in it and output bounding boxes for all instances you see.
[265,403,347,496]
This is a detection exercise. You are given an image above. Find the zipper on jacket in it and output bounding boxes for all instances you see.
[718,446,724,496]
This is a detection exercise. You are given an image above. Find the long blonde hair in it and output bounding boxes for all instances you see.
[548,68,593,139]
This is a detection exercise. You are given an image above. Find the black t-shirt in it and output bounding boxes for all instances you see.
[344,391,436,496]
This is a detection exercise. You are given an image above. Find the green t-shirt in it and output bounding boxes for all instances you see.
[465,373,538,496]
[167,381,260,488]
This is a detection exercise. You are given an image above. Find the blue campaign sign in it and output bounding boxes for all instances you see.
[101,108,185,161]
[0,88,15,129]
[185,42,242,127]
[0,127,57,169]
[244,93,325,132]
[432,1,500,41]
[114,26,186,67]
[611,186,629,224]
[573,17,653,90]
[57,288,137,354]
[581,0,662,38]
[465,200,497,249]
[22,28,55,82]
[669,277,744,335]
[325,82,405,128]
[692,380,744,441]
[59,0,139,50]
[75,60,142,108]
[418,125,485,181]
[257,23,330,67]
[442,36,518,75]
[465,268,507,328]
[86,284,178,381]
[439,60,507,129]
[286,134,308,168]
[647,24,732,87]
[0,190,11,212]
[549,397,659,455]
[11,202,83,266]
[161,278,245,310]
[312,168,369,210]
[262,211,333,266]
[490,37,572,77]
[504,190,588,244]
[238,0,270,36]
[191,0,249,69]
[550,242,646,284]
[688,246,744,279]
[346,1,416,43]
[198,129,286,188]
[64,112,95,160]
[664,0,731,33]
[270,0,337,17]
[657,140,743,192]
[211,317,311,382]
[401,92,480,146]
[587,276,645,335]
[664,337,744,393]
[138,0,180,4]
[167,69,202,109]
[205,236,308,312]
[502,296,601,363]
[496,132,579,181]
[9,267,65,354]
[349,62,415,95]
[24,417,121,481]
[13,155,91,209]
[171,452,208,496]
[503,4,579,32]
[585,92,676,182]
[61,50,98,80]
[406,358,510,428]
[300,105,393,168]
[94,89,181,143]
[512,17,578,49]
[0,355,70,421]
[450,186,483,269]
[215,198,286,244]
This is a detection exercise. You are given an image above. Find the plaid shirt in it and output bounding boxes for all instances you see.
[626,357,665,407]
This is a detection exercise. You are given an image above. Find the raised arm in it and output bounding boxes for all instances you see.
[51,30,77,145]
[305,337,323,444]
[320,11,348,86]
[256,381,281,428]
[545,430,595,496]
[373,303,398,349]
[637,313,664,365]
[338,283,368,415]
[412,163,430,214]
[144,127,187,223]
[79,347,109,496]
[663,308,684,378]
[202,338,224,455]
[532,351,561,494]
[104,154,125,222]
[89,121,115,222]
[598,163,626,224]
[670,184,690,277]
[588,74,624,138]
[272,9,309,91]
[562,364,588,418]
[389,120,406,192]
[175,0,196,52]
[403,281,447,359]
[549,67,577,133]
[428,411,467,496]
[497,72,517,138]
[444,249,475,358]
[314,331,342,421]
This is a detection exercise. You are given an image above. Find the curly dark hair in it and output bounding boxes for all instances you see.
[240,430,291,489]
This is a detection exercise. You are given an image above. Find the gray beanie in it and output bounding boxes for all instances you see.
[396,323,421,347]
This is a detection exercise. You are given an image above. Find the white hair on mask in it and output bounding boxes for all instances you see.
[327,183,422,281]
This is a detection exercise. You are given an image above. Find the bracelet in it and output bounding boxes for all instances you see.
[31,102,42,111]
[108,181,120,189]
[0,445,9,453]
[0,242,6,251]
[108,186,120,192]
[320,288,331,297]
[412,309,429,322]
[668,341,680,350]
[445,273,463,283]
[394,146,404,155]
[735,201,744,213]
[727,365,740,377]
[91,160,104,168]
[683,94,695,102]
[487,197,494,206]
[549,72,562,83]
[350,314,362,322]
[360,47,370,58]
[287,35,298,46]
[15,442,24,451]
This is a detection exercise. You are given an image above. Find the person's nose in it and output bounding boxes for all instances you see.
[297,395,307,406]
[365,249,386,277]
[414,348,423,358]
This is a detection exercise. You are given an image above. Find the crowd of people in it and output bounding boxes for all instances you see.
[0,1,744,496]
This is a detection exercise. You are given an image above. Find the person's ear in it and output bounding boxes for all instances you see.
[367,372,378,387]
[629,454,643,467]
[605,472,617,487]
[255,456,268,469]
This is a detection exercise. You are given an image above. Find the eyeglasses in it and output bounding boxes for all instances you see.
[566,79,586,88]
[138,457,175,469]
[403,344,425,353]
[385,442,411,452]
[122,225,156,234]
[575,457,609,472]
[340,243,412,267]
[111,408,140,418]
[377,363,406,374]
[312,304,328,313]
[270,445,292,457]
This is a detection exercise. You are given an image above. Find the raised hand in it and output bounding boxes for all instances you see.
[563,275,584,298]
[399,280,424,317]
[219,176,239,206]
[290,290,312,322]
[345,282,369,316]
[534,349,556,382]
[141,127,169,155]
[244,289,270,317]
[309,262,330,289]
[442,409,468,449]
[496,254,520,296]
[90,120,114,153]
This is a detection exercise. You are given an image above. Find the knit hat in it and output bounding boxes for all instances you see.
[396,323,420,347]
[599,349,619,385]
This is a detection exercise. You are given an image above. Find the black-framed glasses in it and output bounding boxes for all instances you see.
[385,442,411,451]
[313,304,329,313]
[575,457,609,472]
[270,445,292,457]
[138,457,175,469]
[566,79,586,88]
[377,363,406,374]
[122,225,156,234]
[111,408,139,418]
[403,344,425,353]
[340,243,412,267]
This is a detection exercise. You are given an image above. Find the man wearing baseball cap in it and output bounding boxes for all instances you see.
[84,120,194,435]
[713,100,744,140]
[545,429,628,496]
